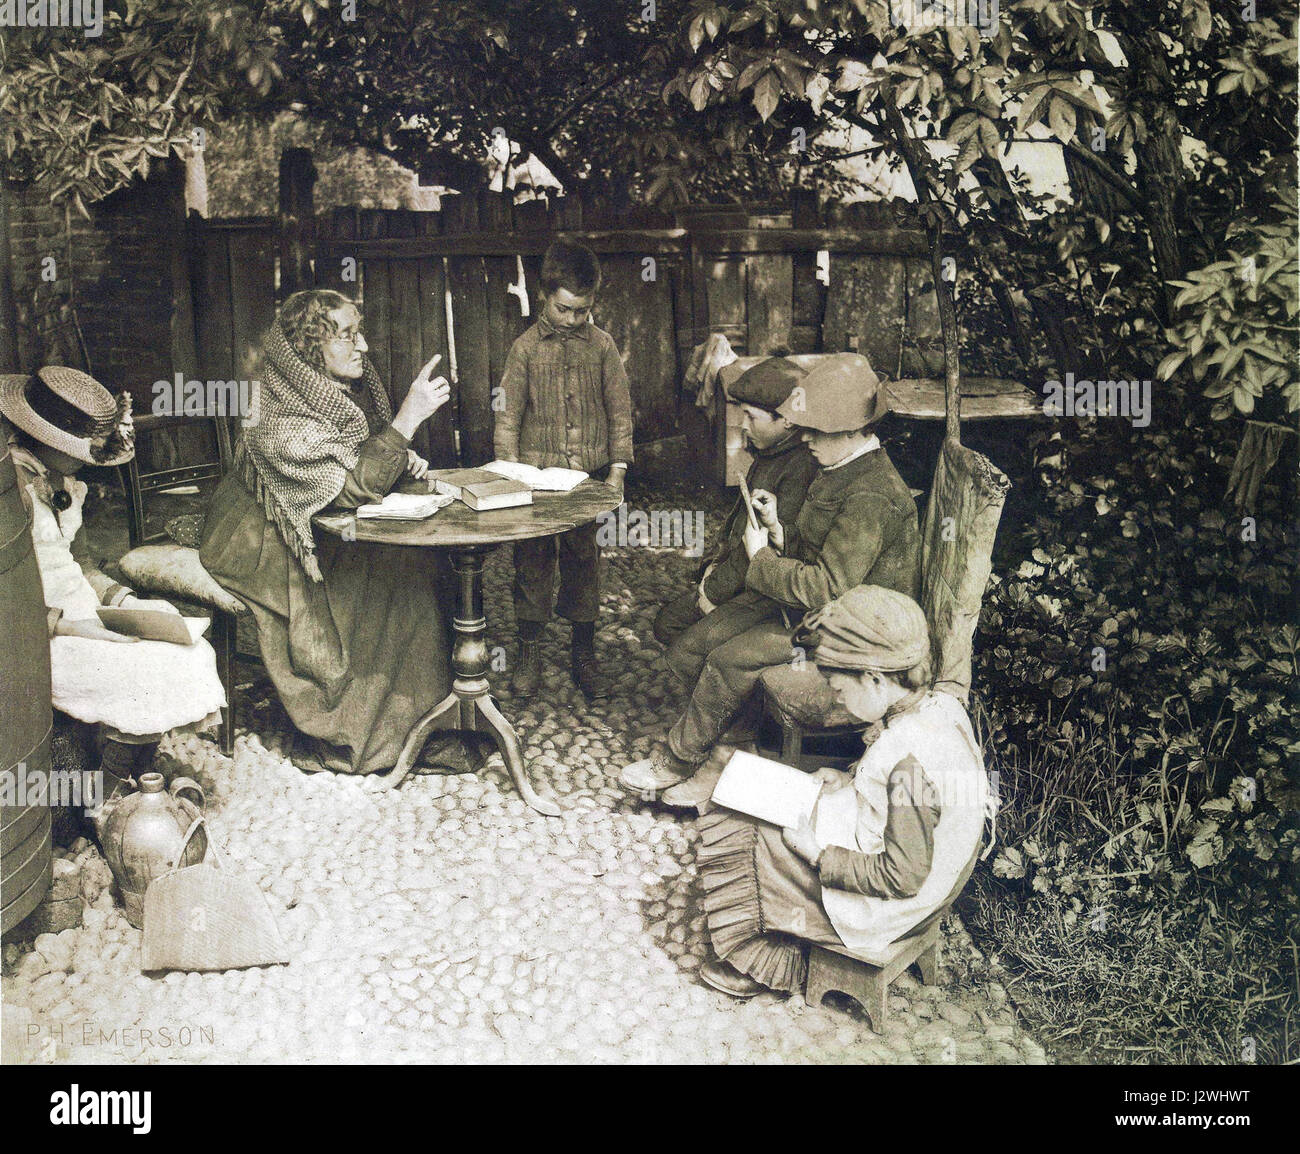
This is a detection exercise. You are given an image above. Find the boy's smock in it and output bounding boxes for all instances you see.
[493,316,635,472]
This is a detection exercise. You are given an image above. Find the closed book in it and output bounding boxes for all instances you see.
[481,460,588,492]
[430,467,513,500]
[461,479,533,511]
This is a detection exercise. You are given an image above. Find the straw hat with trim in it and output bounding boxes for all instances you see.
[0,366,134,466]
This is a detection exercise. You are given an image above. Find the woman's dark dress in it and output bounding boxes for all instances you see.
[199,386,452,774]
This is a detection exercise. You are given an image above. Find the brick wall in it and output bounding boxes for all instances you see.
[5,164,185,408]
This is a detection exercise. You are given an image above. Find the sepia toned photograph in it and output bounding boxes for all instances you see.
[0,0,1294,1111]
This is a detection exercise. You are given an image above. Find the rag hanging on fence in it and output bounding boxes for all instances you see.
[915,230,1011,705]
[686,333,738,425]
[919,440,1010,703]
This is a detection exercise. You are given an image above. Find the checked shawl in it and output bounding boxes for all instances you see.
[237,321,393,581]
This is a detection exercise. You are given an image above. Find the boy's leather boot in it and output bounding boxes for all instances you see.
[570,643,610,700]
[509,639,542,698]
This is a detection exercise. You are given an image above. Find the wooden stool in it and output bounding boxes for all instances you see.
[805,919,941,1032]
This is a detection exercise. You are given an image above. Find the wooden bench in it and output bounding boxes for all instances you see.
[805,918,941,1032]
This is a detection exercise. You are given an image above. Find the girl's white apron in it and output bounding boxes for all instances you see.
[814,691,988,955]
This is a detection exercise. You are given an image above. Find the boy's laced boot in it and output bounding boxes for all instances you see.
[509,638,543,699]
[570,643,610,700]
[569,621,609,700]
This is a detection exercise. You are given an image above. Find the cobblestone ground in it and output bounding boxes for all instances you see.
[2,487,1048,1064]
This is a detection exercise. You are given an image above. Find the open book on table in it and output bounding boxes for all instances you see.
[711,749,826,829]
[356,491,454,520]
[480,460,589,492]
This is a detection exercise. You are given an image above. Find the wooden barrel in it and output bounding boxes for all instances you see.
[0,434,54,934]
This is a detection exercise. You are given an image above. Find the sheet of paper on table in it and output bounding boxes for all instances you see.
[711,749,825,829]
[481,460,589,491]
[96,608,209,646]
[356,491,454,519]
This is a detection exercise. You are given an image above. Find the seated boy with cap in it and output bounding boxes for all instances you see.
[651,356,818,673]
[621,353,921,807]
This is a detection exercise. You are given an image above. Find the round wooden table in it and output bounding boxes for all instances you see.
[314,479,623,816]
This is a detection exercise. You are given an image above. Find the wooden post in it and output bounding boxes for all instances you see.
[0,179,20,372]
[278,148,317,299]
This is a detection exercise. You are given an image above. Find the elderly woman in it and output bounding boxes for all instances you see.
[0,366,226,807]
[695,585,990,998]
[199,289,454,774]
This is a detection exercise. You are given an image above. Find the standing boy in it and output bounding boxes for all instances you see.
[494,240,634,700]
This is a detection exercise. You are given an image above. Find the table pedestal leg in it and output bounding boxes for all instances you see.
[381,545,559,816]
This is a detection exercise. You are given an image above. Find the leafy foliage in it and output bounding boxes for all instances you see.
[667,0,1299,413]
[976,398,1297,925]
[0,1,302,212]
[1159,191,1299,421]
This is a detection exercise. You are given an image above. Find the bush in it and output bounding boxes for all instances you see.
[966,400,1298,1062]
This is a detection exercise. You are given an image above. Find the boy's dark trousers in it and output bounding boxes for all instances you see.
[652,589,704,647]
[513,522,601,626]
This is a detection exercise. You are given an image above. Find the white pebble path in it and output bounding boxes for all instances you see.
[3,500,1048,1065]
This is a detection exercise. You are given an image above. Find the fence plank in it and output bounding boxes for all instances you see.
[193,227,234,384]
[227,226,276,381]
[362,265,393,408]
[388,253,427,458]
[903,258,944,378]
[416,256,457,468]
[484,253,529,443]
[823,253,907,374]
[448,255,493,466]
[745,254,794,356]
[591,254,678,445]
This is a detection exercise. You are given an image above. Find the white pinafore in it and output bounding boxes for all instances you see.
[814,691,989,954]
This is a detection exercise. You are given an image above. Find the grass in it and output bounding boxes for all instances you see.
[961,699,1299,1065]
[963,874,1299,1065]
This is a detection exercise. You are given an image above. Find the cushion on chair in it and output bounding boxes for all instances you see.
[759,664,862,730]
[117,544,248,616]
[164,513,206,549]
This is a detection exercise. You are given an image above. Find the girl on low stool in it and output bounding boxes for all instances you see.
[696,585,990,998]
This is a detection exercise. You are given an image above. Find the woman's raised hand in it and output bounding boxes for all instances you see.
[408,354,451,419]
[394,355,452,440]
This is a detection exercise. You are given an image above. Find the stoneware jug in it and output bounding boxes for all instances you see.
[100,772,206,928]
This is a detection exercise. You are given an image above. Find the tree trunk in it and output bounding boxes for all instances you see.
[1134,107,1186,325]
[884,106,962,440]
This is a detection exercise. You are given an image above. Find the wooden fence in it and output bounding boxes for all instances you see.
[189,193,974,479]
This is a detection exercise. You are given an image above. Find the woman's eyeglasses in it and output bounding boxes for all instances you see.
[331,328,365,347]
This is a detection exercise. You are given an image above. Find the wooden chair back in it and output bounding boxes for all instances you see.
[122,415,233,549]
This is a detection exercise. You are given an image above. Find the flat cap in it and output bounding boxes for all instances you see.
[727,356,807,412]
